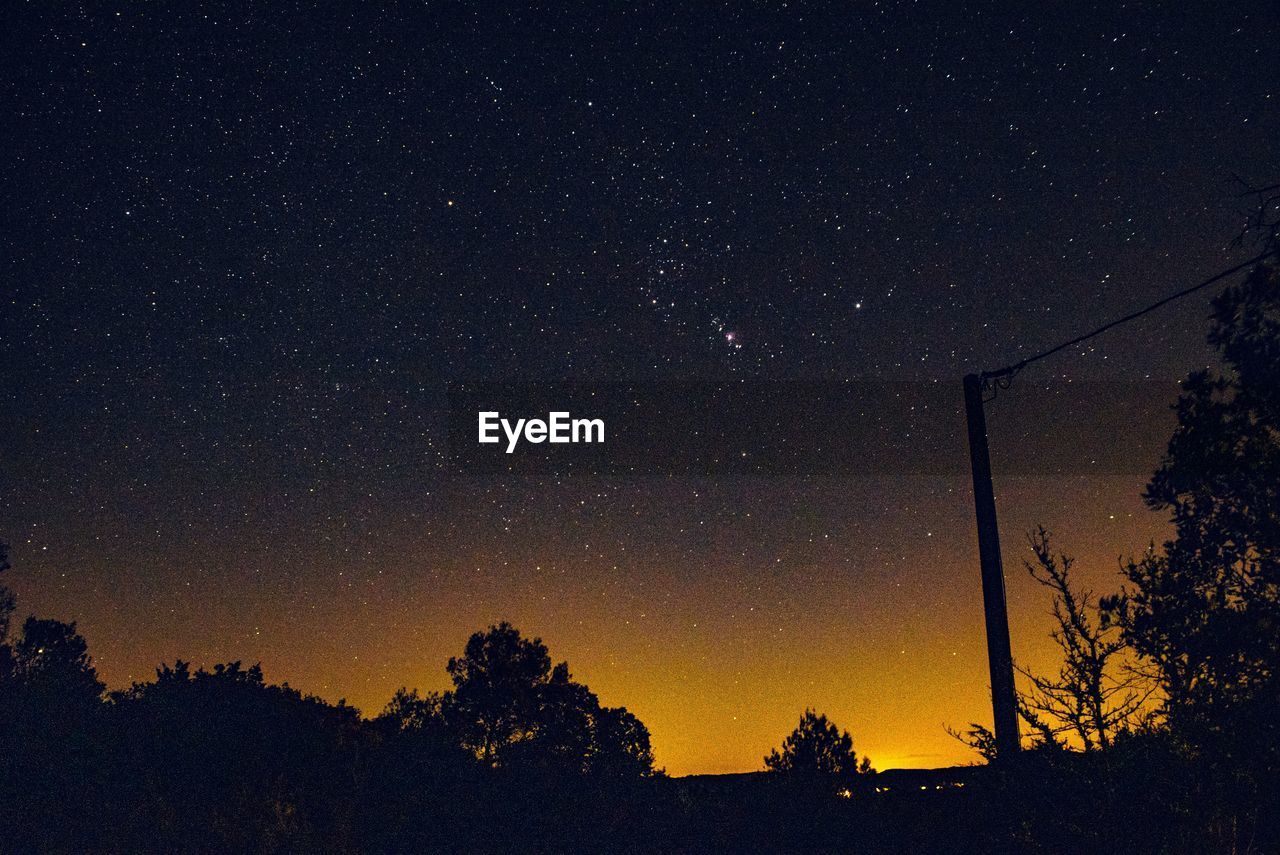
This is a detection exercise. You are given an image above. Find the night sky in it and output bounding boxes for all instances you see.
[2,3,1277,774]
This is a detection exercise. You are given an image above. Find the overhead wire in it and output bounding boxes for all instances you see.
[980,248,1277,386]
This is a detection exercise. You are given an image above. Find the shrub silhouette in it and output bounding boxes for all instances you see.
[440,622,654,777]
[765,709,873,792]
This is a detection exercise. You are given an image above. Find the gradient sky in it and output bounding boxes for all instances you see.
[2,3,1277,775]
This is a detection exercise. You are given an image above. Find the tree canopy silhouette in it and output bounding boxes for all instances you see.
[1103,260,1280,762]
[440,622,655,777]
[765,709,873,789]
[1015,528,1149,751]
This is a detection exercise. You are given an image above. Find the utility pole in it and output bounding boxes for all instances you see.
[962,372,1020,759]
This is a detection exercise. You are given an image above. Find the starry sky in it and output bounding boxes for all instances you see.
[2,3,1277,774]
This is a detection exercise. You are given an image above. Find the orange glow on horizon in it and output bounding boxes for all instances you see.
[9,473,1169,777]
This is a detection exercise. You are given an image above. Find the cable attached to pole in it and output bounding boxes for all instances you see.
[980,248,1277,386]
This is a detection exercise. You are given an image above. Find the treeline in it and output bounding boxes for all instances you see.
[0,607,670,851]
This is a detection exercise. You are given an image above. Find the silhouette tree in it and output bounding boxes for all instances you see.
[1103,261,1280,747]
[0,610,106,852]
[944,721,1000,762]
[1015,528,1149,751]
[765,709,873,789]
[445,621,555,763]
[0,544,103,715]
[512,662,600,772]
[108,659,363,851]
[378,686,448,733]
[1087,259,1280,851]
[443,622,655,776]
[588,702,655,779]
[361,687,478,851]
[2,616,105,705]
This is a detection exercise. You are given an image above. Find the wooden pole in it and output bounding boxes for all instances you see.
[962,373,1020,758]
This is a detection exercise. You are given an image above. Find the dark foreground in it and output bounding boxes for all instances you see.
[4,744,1276,853]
